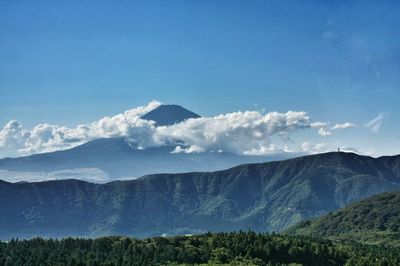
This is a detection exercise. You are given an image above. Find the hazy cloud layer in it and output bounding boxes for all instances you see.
[0,101,357,158]
[0,168,109,183]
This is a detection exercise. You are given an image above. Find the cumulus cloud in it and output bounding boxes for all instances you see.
[300,142,330,154]
[331,122,356,130]
[171,145,205,154]
[310,121,357,136]
[317,127,332,136]
[0,101,161,157]
[154,111,311,155]
[0,101,357,158]
[311,122,332,136]
[365,113,385,133]
[0,120,29,153]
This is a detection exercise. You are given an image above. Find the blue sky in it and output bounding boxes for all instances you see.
[0,0,399,156]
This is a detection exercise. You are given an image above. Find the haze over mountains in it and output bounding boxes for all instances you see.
[1,152,399,239]
[0,104,294,183]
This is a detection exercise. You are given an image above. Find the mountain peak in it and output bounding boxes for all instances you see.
[141,104,200,126]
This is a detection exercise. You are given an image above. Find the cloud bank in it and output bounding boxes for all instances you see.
[0,101,356,158]
[0,101,161,157]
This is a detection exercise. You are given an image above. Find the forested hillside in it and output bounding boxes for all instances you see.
[287,191,400,246]
[1,152,400,239]
[1,232,400,265]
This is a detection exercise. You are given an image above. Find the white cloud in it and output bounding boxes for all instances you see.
[311,122,332,136]
[339,147,361,154]
[317,127,332,136]
[243,145,277,156]
[171,145,205,154]
[365,114,385,133]
[310,121,357,136]
[300,142,330,154]
[310,122,328,128]
[154,110,311,155]
[0,120,33,157]
[0,101,357,158]
[0,101,161,157]
[331,122,356,130]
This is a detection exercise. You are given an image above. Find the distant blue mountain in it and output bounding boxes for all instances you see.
[0,105,295,182]
[142,104,200,126]
[0,137,294,181]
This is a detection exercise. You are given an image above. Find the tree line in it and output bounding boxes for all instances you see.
[0,231,399,265]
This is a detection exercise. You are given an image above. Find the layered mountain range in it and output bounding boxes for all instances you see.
[1,152,399,239]
[0,104,289,182]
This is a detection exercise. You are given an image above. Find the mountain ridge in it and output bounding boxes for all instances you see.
[1,151,400,239]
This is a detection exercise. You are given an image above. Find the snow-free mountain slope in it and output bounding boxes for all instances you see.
[288,190,400,246]
[1,152,399,239]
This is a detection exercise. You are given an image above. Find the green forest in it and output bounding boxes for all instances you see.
[1,231,399,266]
[287,191,400,246]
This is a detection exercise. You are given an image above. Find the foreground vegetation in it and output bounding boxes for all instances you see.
[1,231,399,266]
[287,191,400,247]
